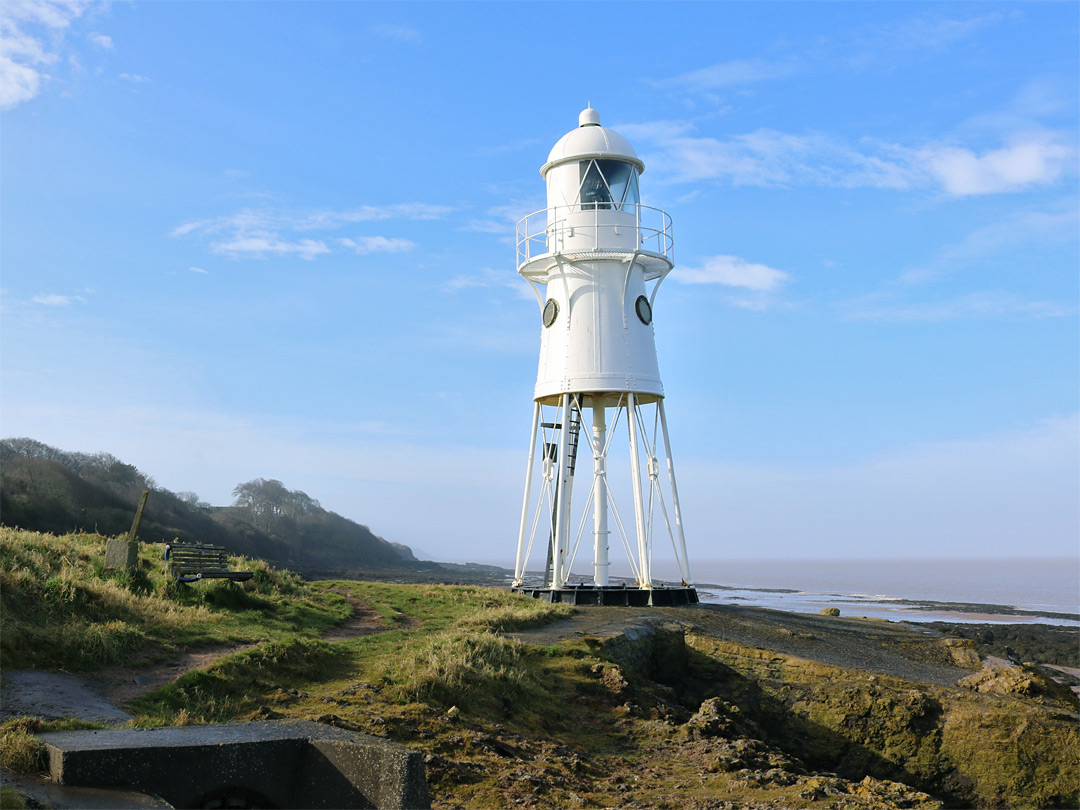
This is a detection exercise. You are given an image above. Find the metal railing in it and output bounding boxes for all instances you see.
[516,203,673,269]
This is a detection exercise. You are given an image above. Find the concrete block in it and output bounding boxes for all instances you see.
[39,720,431,810]
[104,539,138,572]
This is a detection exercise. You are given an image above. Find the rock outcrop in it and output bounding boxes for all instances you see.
[566,610,1079,809]
[959,664,1080,710]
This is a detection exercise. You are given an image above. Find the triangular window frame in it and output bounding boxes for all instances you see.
[577,159,640,211]
[595,160,636,210]
[577,160,614,210]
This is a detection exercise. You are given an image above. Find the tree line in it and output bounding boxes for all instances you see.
[231,478,321,534]
[0,438,416,569]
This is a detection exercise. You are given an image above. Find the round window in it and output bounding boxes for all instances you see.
[635,295,652,325]
[542,298,559,328]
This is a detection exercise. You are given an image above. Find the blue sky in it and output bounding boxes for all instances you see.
[2,1,1077,569]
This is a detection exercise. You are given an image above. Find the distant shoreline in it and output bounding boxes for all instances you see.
[694,584,1080,627]
[296,562,1079,627]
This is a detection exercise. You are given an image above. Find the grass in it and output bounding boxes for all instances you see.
[0,528,351,670]
[0,717,106,773]
[128,637,351,726]
[382,629,534,707]
[0,722,46,774]
[2,528,1076,810]
[0,787,31,810]
[337,581,573,632]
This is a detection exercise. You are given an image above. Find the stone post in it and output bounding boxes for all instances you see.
[104,490,148,573]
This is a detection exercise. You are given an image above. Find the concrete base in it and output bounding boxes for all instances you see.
[39,720,431,810]
[104,539,138,572]
[512,584,698,606]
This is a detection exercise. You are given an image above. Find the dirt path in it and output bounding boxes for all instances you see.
[320,591,391,641]
[85,642,266,708]
[1,593,389,724]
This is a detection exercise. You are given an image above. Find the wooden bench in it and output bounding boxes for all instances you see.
[165,543,253,583]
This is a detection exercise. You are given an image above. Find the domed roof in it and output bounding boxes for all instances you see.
[541,107,644,177]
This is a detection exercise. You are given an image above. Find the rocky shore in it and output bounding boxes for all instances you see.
[503,603,1078,808]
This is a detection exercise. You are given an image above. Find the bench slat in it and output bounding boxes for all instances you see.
[166,543,253,583]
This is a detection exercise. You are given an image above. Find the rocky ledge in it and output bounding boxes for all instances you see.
[510,604,1079,809]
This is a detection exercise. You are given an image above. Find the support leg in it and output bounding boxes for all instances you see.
[626,393,650,589]
[551,394,572,588]
[658,399,691,585]
[592,403,609,586]
[514,402,541,586]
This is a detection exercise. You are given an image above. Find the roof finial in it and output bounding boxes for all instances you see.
[579,106,601,127]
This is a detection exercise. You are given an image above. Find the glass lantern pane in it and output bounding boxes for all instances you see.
[596,160,637,210]
[578,161,613,210]
[625,170,640,209]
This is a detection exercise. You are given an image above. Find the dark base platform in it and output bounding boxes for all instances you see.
[512,583,698,606]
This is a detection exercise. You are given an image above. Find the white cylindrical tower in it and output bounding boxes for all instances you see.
[512,108,696,607]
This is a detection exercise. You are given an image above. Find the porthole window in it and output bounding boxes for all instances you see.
[543,298,559,328]
[635,295,652,325]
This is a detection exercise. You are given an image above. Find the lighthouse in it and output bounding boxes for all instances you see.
[511,107,697,606]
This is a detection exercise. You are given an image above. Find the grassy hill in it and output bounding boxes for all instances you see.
[0,438,417,571]
[1,528,1077,810]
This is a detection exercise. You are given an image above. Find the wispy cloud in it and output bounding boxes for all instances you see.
[673,254,790,292]
[633,126,918,189]
[652,58,798,93]
[627,123,1074,197]
[31,292,86,307]
[171,204,452,261]
[899,202,1079,284]
[632,15,1072,198]
[916,134,1074,196]
[443,267,528,299]
[672,254,792,311]
[614,120,699,143]
[849,9,1012,66]
[119,72,149,83]
[87,32,112,49]
[213,236,330,261]
[462,200,541,238]
[339,236,415,255]
[290,204,452,230]
[647,9,1009,104]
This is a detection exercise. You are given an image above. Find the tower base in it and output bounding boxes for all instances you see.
[511,583,698,607]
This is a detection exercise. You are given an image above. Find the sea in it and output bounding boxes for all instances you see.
[644,557,1080,627]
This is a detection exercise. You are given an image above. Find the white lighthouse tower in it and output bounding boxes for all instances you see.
[512,107,697,606]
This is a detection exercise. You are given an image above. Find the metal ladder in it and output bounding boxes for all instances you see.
[544,400,582,584]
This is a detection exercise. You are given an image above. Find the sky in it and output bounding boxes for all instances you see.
[2,1,1077,571]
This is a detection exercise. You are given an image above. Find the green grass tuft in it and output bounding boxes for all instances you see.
[379,628,535,709]
[0,724,46,774]
[0,717,106,774]
[0,528,351,671]
[128,637,349,726]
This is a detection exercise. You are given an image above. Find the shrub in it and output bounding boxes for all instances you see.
[388,629,534,708]
[0,719,46,774]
